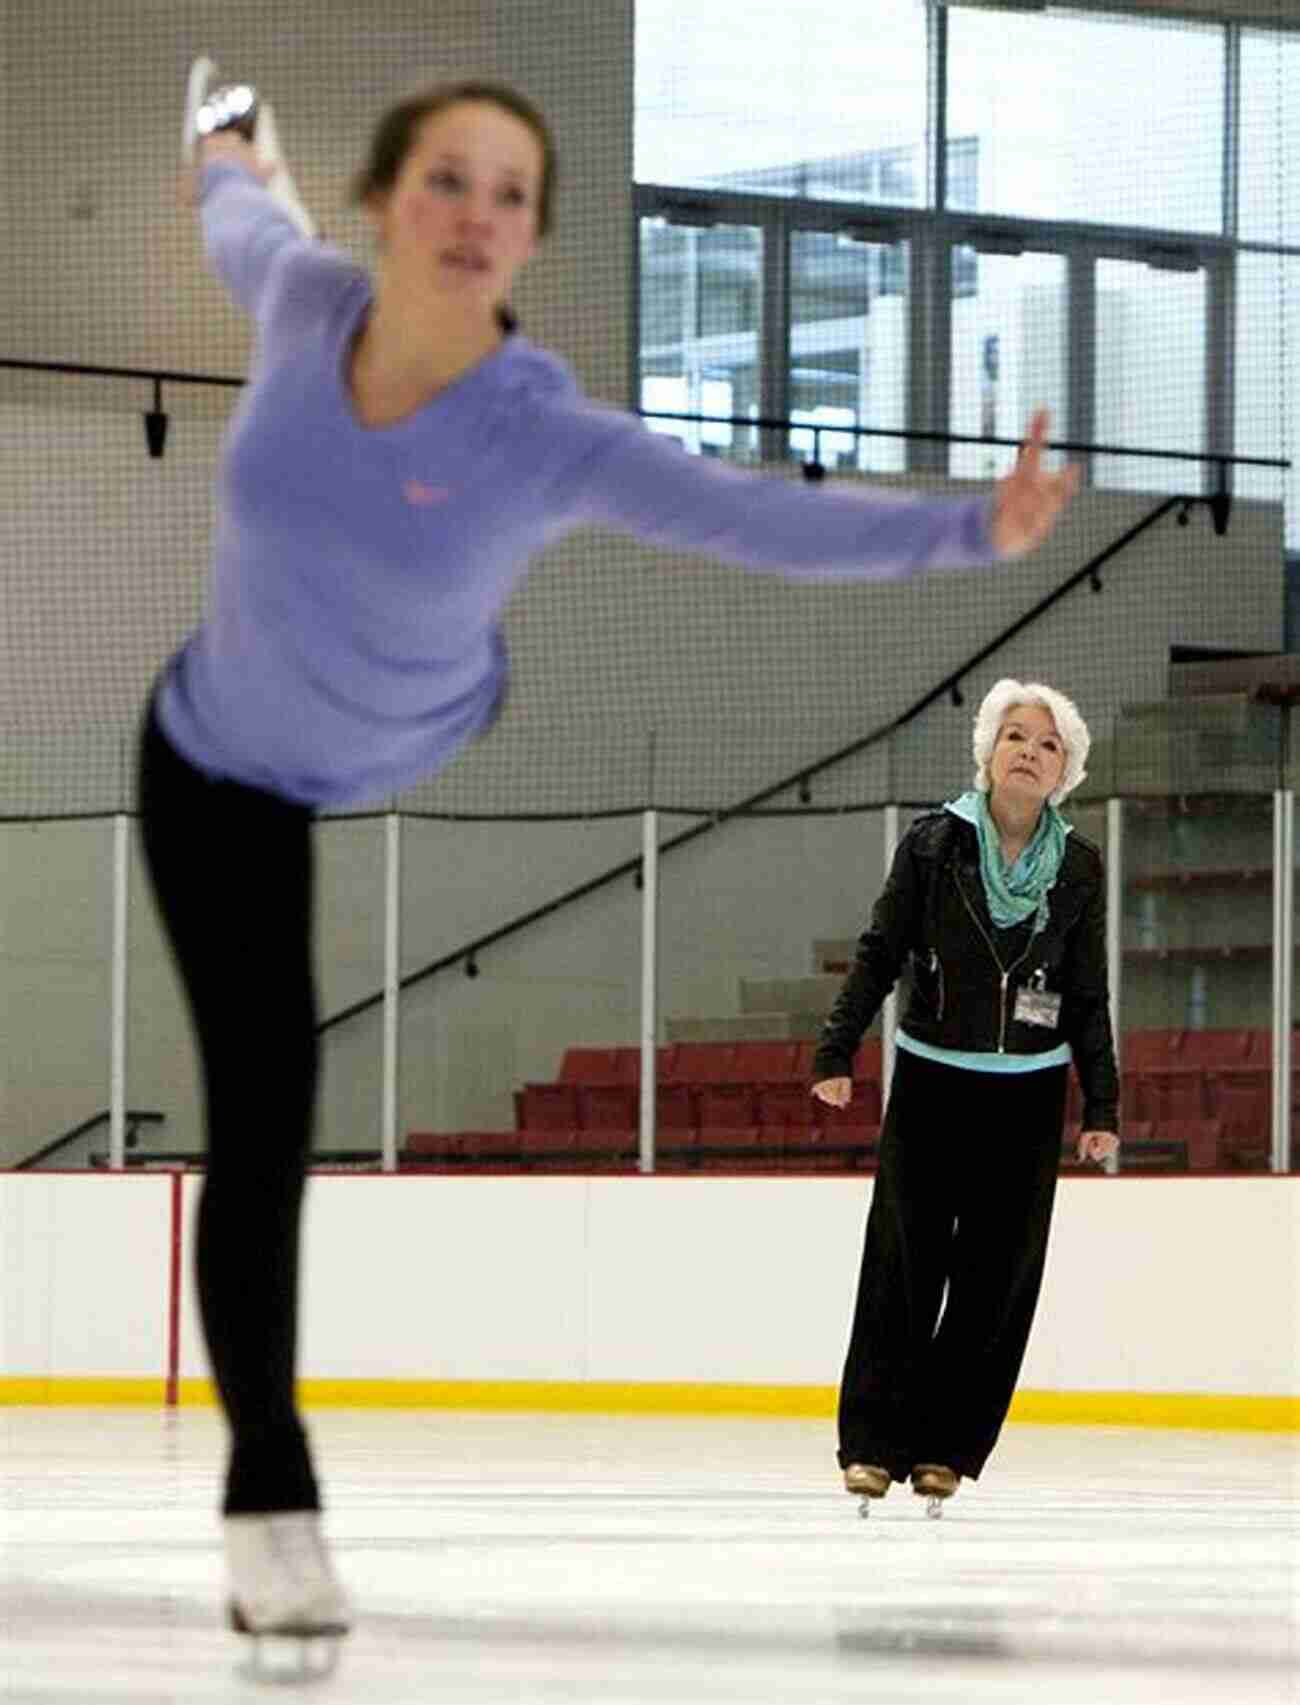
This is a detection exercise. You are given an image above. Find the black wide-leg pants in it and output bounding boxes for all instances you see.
[138,701,321,1515]
[837,1047,1068,1482]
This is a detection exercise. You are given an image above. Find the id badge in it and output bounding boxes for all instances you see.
[1014,968,1062,1030]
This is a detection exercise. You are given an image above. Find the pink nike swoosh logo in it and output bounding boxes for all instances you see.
[403,480,453,507]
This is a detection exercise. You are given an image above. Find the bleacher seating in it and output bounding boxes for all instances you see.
[408,1025,1291,1174]
[694,1083,757,1128]
[574,1083,638,1130]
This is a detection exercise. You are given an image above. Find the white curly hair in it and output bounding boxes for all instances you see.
[972,678,1090,806]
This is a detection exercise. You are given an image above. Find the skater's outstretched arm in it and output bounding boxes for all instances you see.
[182,134,313,319]
[542,404,1077,581]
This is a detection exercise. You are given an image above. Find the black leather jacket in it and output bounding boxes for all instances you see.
[812,811,1119,1132]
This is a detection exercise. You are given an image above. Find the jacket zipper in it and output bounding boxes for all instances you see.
[929,949,945,1021]
[952,866,1035,1052]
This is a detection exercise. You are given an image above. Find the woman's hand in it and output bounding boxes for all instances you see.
[1077,1128,1120,1166]
[991,410,1081,558]
[812,1077,853,1109]
[178,134,275,207]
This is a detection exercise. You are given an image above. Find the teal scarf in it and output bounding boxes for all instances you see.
[944,789,1071,934]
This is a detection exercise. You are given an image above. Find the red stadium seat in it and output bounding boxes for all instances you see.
[754,1084,817,1129]
[695,1083,757,1128]
[1178,1029,1253,1068]
[666,1042,739,1084]
[1151,1118,1223,1172]
[576,1084,638,1130]
[697,1125,767,1170]
[558,1047,622,1084]
[1121,1028,1183,1069]
[515,1125,576,1166]
[573,1127,636,1169]
[518,1083,581,1130]
[651,1123,697,1166]
[732,1040,800,1083]
[612,1046,645,1083]
[1207,1067,1270,1151]
[787,1122,880,1171]
[1133,1068,1206,1123]
[403,1130,465,1163]
[655,1083,695,1130]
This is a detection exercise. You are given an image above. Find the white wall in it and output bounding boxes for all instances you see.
[4,1173,1296,1402]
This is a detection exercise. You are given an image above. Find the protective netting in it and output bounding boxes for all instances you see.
[0,0,1294,825]
[1,1,1297,1172]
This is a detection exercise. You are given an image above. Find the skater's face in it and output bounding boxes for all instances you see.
[989,704,1066,811]
[368,101,544,315]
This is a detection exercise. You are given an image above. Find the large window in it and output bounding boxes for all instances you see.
[946,11,1225,235]
[639,220,764,461]
[789,230,909,475]
[1094,260,1208,498]
[1235,254,1299,547]
[1241,32,1300,248]
[635,0,1297,545]
[950,248,1068,482]
[634,0,928,202]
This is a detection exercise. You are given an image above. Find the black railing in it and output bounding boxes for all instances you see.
[15,1109,166,1171]
[0,355,1289,1034]
[319,489,1220,1037]
[2,356,1290,482]
[637,407,1290,488]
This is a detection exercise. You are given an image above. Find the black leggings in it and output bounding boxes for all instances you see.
[138,702,320,1515]
[837,1047,1067,1483]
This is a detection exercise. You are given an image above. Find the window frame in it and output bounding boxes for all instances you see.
[632,7,1296,505]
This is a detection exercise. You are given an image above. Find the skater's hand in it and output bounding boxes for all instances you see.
[991,410,1080,558]
[1077,1128,1119,1166]
[812,1077,852,1110]
[178,134,275,207]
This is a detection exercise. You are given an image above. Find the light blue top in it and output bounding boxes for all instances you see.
[158,162,1000,808]
[896,1029,1073,1073]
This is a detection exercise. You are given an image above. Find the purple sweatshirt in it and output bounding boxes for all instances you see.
[157,162,1000,807]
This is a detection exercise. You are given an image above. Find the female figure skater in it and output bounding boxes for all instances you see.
[812,680,1119,1520]
[145,69,1080,1646]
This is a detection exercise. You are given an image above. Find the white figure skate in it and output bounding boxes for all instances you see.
[843,1462,891,1521]
[183,55,317,237]
[224,1511,351,1681]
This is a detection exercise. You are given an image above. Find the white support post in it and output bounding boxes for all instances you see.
[1105,798,1124,1176]
[108,814,130,1172]
[639,810,659,1175]
[881,806,900,1102]
[1271,790,1294,1176]
[381,812,402,1175]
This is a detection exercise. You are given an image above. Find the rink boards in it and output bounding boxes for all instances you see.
[1,1171,1297,1427]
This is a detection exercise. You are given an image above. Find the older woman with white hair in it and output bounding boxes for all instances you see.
[812,678,1119,1518]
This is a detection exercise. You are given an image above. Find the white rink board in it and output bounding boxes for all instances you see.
[7,1172,1298,1397]
[0,1173,172,1379]
[180,1173,1300,1397]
